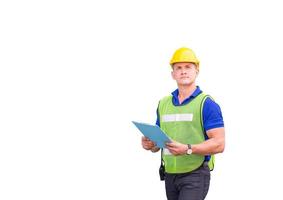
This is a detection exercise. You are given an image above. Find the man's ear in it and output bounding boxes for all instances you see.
[171,71,175,80]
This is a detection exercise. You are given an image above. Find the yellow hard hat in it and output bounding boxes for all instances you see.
[170,47,199,68]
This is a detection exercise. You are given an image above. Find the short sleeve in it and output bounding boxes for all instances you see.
[202,97,224,132]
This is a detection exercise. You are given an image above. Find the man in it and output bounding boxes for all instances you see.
[141,47,225,200]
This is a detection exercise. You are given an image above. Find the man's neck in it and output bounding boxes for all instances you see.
[177,84,197,103]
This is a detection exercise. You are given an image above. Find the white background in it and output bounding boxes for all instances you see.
[1,0,283,199]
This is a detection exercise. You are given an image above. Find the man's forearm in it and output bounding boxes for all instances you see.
[192,137,225,155]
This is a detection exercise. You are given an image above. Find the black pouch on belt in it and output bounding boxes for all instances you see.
[159,149,165,181]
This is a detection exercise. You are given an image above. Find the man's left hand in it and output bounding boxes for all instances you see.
[165,141,188,156]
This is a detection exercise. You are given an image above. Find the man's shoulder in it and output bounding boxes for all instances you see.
[157,95,173,108]
[198,92,214,102]
[159,95,172,102]
[203,95,222,111]
[198,93,222,111]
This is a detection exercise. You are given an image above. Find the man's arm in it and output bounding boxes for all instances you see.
[191,127,225,155]
[165,127,225,155]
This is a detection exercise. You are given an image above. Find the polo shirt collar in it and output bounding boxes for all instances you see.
[171,86,202,106]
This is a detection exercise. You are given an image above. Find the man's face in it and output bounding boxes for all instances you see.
[171,62,198,86]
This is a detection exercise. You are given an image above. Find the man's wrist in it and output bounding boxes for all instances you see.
[186,144,193,155]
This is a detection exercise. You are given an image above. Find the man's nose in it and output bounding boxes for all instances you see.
[181,69,187,74]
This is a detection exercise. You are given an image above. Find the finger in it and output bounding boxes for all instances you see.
[166,143,175,148]
[165,143,172,147]
[142,136,148,141]
[167,147,175,153]
[170,150,178,155]
[150,141,156,146]
[145,140,154,145]
[171,149,180,155]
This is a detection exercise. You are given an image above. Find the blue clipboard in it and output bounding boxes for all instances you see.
[132,121,171,148]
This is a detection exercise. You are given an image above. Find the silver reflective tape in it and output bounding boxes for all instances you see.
[162,114,193,122]
[163,148,172,155]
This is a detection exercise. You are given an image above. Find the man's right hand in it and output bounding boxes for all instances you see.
[141,136,156,150]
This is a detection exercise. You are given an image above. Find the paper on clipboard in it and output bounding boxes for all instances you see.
[132,121,171,148]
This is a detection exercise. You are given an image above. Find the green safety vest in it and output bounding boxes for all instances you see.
[158,92,214,173]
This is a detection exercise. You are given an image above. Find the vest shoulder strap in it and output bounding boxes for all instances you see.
[200,94,216,171]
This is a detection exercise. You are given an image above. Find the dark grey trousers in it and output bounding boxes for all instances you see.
[164,163,210,200]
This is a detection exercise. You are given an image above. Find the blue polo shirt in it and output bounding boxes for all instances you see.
[156,86,224,161]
